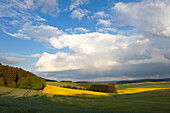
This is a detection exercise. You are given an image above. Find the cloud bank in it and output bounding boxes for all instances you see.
[112,0,170,38]
[0,56,25,65]
[35,32,170,77]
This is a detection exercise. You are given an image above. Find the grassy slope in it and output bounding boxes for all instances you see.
[0,82,170,113]
[117,82,170,90]
[0,86,104,113]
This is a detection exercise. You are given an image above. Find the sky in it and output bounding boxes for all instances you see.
[0,0,170,81]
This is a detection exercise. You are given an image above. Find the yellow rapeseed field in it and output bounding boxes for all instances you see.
[118,88,170,94]
[42,85,110,96]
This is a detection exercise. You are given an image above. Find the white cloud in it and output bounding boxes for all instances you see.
[36,33,124,72]
[69,0,89,11]
[112,0,170,38]
[35,15,47,21]
[97,27,117,33]
[49,33,121,53]
[35,32,170,73]
[0,56,25,64]
[65,28,73,33]
[6,23,65,42]
[10,0,59,15]
[10,20,20,25]
[65,27,89,34]
[30,54,41,58]
[35,52,83,72]
[71,8,89,20]
[4,31,31,40]
[90,11,109,20]
[36,0,59,16]
[97,19,112,27]
[74,27,89,33]
[9,53,41,58]
[0,0,57,18]
[0,0,58,32]
[10,0,34,10]
[0,0,32,22]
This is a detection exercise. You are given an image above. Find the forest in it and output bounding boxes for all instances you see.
[0,63,46,90]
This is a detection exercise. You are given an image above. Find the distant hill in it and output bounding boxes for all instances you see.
[45,79,57,82]
[116,78,170,84]
[74,81,93,84]
[0,63,46,90]
[75,78,170,84]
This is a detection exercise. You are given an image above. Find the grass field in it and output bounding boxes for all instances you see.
[0,82,170,113]
[46,81,91,89]
[117,82,170,90]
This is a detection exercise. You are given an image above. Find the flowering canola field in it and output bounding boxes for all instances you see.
[42,85,109,96]
[118,87,170,94]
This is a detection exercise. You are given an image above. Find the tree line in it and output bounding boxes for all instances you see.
[90,84,117,93]
[0,63,46,90]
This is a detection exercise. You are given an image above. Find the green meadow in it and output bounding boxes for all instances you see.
[0,82,170,113]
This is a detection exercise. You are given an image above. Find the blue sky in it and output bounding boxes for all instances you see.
[0,0,170,81]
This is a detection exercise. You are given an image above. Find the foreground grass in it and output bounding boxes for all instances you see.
[0,86,105,113]
[50,89,170,113]
[0,82,170,113]
[0,86,37,98]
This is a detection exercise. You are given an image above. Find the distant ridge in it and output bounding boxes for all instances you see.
[45,79,57,82]
[74,78,170,84]
[116,78,170,84]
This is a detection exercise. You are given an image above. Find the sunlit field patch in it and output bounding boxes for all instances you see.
[118,88,170,94]
[46,82,59,84]
[42,85,110,96]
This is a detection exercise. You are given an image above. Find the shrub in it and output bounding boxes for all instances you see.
[63,85,72,88]
[72,86,78,89]
[90,84,117,93]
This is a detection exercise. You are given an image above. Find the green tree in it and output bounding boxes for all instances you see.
[0,77,5,86]
[18,77,29,89]
[8,81,17,88]
[28,76,44,90]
